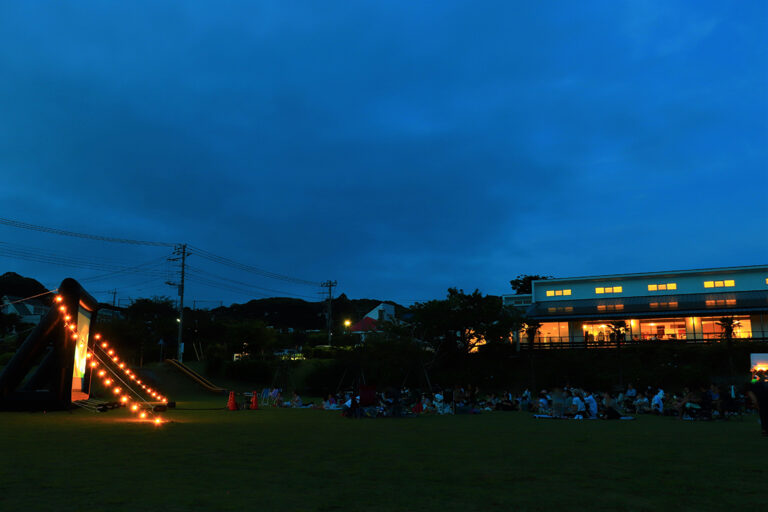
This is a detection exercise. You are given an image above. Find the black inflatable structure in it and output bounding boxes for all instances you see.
[0,278,99,411]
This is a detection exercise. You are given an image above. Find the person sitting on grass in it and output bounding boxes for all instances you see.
[584,391,598,419]
[601,393,622,419]
[633,393,650,414]
[291,392,303,408]
[651,388,665,415]
[570,390,586,418]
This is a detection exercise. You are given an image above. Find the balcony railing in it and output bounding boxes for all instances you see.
[519,332,768,350]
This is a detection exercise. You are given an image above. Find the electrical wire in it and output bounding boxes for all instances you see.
[0,217,175,247]
[186,265,318,299]
[189,245,321,287]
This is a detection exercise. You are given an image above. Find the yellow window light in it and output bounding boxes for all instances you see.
[724,280,735,287]
[658,284,667,291]
[555,290,563,296]
[546,290,554,297]
[704,281,714,288]
[595,287,604,294]
[715,281,724,287]
[667,283,677,290]
[648,284,657,291]
[614,286,623,293]
[564,289,571,296]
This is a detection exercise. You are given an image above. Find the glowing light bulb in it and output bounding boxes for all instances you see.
[131,404,139,411]
[154,418,162,425]
[119,363,125,368]
[121,396,128,403]
[72,334,78,340]
[107,349,114,355]
[64,315,71,321]
[140,412,147,419]
[59,305,66,312]
[90,362,97,368]
[98,370,106,377]
[104,379,112,385]
[86,352,92,359]
[101,342,108,348]
[55,295,63,303]
[130,375,136,380]
[69,324,76,331]
[94,333,101,340]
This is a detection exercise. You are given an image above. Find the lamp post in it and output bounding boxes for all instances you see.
[344,319,351,334]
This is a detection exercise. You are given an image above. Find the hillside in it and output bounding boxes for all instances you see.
[0,272,50,302]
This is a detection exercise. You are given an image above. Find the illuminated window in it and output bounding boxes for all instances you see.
[597,303,624,312]
[648,282,677,291]
[650,301,678,309]
[547,289,572,297]
[596,286,621,294]
[705,280,734,288]
[564,289,571,296]
[596,287,604,294]
[547,306,574,313]
[706,299,737,307]
[546,290,554,297]
[765,278,768,285]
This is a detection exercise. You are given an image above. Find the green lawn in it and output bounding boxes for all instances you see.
[1,393,766,512]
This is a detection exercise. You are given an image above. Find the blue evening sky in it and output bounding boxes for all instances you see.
[0,1,766,306]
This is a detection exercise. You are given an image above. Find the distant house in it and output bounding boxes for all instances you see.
[1,296,50,326]
[350,303,396,341]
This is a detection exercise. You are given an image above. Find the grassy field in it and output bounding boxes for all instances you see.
[1,366,767,511]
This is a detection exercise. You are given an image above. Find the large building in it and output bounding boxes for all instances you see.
[503,265,768,347]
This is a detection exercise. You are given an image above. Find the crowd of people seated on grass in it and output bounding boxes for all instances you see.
[257,382,750,420]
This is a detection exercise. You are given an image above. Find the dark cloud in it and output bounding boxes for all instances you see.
[0,1,765,305]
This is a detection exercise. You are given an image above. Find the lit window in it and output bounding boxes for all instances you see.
[596,286,621,294]
[650,302,658,308]
[597,305,605,311]
[605,287,613,293]
[704,281,714,288]
[614,286,622,293]
[564,289,571,296]
[726,299,736,305]
[547,289,571,297]
[546,290,554,297]
[724,280,735,287]
[658,284,667,291]
[715,281,724,287]
[648,284,657,291]
[766,278,768,285]
[596,287,604,294]
[667,283,677,290]
[555,290,562,296]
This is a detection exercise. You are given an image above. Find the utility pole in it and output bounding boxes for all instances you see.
[321,280,337,345]
[110,289,117,307]
[167,244,188,362]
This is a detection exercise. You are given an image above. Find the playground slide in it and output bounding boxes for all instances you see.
[165,359,227,393]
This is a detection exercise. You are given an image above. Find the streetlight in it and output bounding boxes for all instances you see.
[344,319,351,333]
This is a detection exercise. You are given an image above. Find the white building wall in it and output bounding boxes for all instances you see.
[532,266,768,303]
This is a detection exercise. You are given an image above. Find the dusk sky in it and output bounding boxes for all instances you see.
[0,1,766,307]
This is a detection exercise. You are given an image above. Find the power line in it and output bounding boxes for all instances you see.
[185,265,319,299]
[0,217,175,246]
[0,242,170,276]
[189,245,321,287]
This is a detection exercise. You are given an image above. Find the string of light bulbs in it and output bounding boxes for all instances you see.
[54,294,167,425]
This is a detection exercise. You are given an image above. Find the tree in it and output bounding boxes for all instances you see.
[411,288,522,356]
[509,274,552,295]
